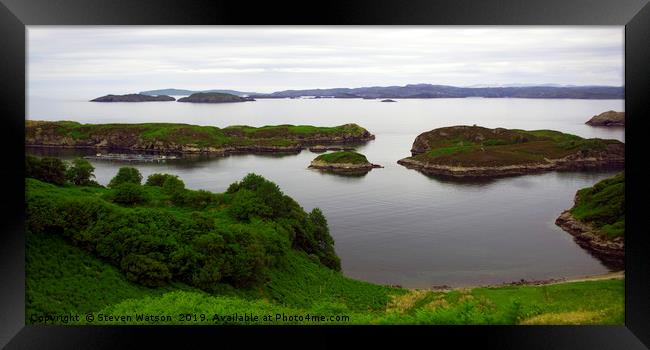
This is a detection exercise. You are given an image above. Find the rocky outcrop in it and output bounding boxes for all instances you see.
[91,94,175,102]
[25,121,375,156]
[177,92,255,103]
[309,145,356,153]
[555,210,624,269]
[586,111,625,126]
[308,160,382,173]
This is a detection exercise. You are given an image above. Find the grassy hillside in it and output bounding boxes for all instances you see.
[25,121,372,149]
[407,125,623,167]
[25,169,624,325]
[570,172,625,239]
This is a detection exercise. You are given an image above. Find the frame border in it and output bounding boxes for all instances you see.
[1,0,649,348]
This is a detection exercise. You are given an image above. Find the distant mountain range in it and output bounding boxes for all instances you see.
[140,84,624,99]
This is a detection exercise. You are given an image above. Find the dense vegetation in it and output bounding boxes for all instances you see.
[407,126,623,167]
[25,120,373,149]
[25,157,624,325]
[570,172,625,239]
[313,151,370,164]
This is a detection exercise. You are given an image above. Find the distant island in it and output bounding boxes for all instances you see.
[309,151,382,174]
[556,173,624,269]
[90,94,175,102]
[586,111,625,126]
[397,125,624,178]
[25,121,375,155]
[177,92,255,103]
[139,84,624,100]
[381,99,397,102]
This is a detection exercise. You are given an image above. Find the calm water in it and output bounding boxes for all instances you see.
[27,97,625,288]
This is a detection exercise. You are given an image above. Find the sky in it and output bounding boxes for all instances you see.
[28,26,624,98]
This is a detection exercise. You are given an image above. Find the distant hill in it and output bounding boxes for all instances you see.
[140,84,624,100]
[140,88,260,97]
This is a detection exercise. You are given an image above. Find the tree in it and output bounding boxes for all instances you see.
[27,156,67,185]
[108,167,142,188]
[66,157,96,185]
[146,173,179,187]
[111,183,147,205]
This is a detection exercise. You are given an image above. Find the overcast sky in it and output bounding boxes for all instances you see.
[28,26,624,98]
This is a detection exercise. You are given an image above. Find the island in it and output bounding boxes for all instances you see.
[90,94,175,102]
[308,145,356,153]
[381,99,397,102]
[585,110,625,126]
[308,151,382,174]
[555,173,624,268]
[25,121,375,155]
[177,92,255,103]
[397,125,624,178]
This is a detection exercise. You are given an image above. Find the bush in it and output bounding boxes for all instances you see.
[26,156,67,185]
[108,167,142,188]
[66,157,97,186]
[120,253,172,287]
[146,173,178,187]
[111,183,148,206]
[228,189,273,221]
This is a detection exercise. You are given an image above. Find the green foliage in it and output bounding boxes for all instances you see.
[146,173,178,187]
[314,151,369,164]
[111,183,148,206]
[25,155,68,185]
[108,167,143,188]
[120,253,172,287]
[66,157,97,186]
[571,173,625,238]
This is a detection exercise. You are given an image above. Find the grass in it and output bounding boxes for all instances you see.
[26,121,371,149]
[570,172,625,239]
[409,126,622,167]
[313,151,370,165]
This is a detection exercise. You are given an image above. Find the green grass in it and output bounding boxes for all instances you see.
[313,151,370,164]
[570,172,625,239]
[409,126,622,167]
[26,121,371,149]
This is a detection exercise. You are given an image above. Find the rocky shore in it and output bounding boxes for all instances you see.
[25,121,375,156]
[555,210,624,269]
[309,160,382,173]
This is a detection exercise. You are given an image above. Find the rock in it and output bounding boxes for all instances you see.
[90,94,175,102]
[586,110,625,126]
[177,92,255,103]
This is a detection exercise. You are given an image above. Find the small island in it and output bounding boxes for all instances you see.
[555,173,624,268]
[381,99,397,102]
[25,121,375,155]
[309,151,382,174]
[586,110,625,126]
[397,125,624,178]
[309,145,356,153]
[90,94,175,102]
[177,92,255,103]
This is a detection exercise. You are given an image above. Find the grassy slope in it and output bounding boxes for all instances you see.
[570,172,625,239]
[26,222,623,325]
[410,126,621,167]
[25,121,370,148]
[313,151,369,164]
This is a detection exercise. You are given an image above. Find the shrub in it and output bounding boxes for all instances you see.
[111,183,148,206]
[228,189,273,221]
[66,157,97,186]
[108,167,142,188]
[120,253,172,287]
[26,156,67,185]
[146,173,178,187]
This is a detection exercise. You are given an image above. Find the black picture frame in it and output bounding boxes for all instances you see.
[1,0,649,348]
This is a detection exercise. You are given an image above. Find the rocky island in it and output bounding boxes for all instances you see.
[585,110,625,126]
[177,92,255,103]
[308,145,356,153]
[555,173,624,268]
[90,94,175,102]
[309,151,382,174]
[25,121,375,155]
[381,99,397,102]
[397,125,624,178]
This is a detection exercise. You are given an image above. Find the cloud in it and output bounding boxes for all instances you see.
[27,26,624,98]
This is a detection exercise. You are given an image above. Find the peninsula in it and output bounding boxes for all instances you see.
[586,111,625,126]
[397,125,624,178]
[25,121,375,155]
[555,173,624,268]
[309,151,382,174]
[90,94,175,102]
[177,92,255,103]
